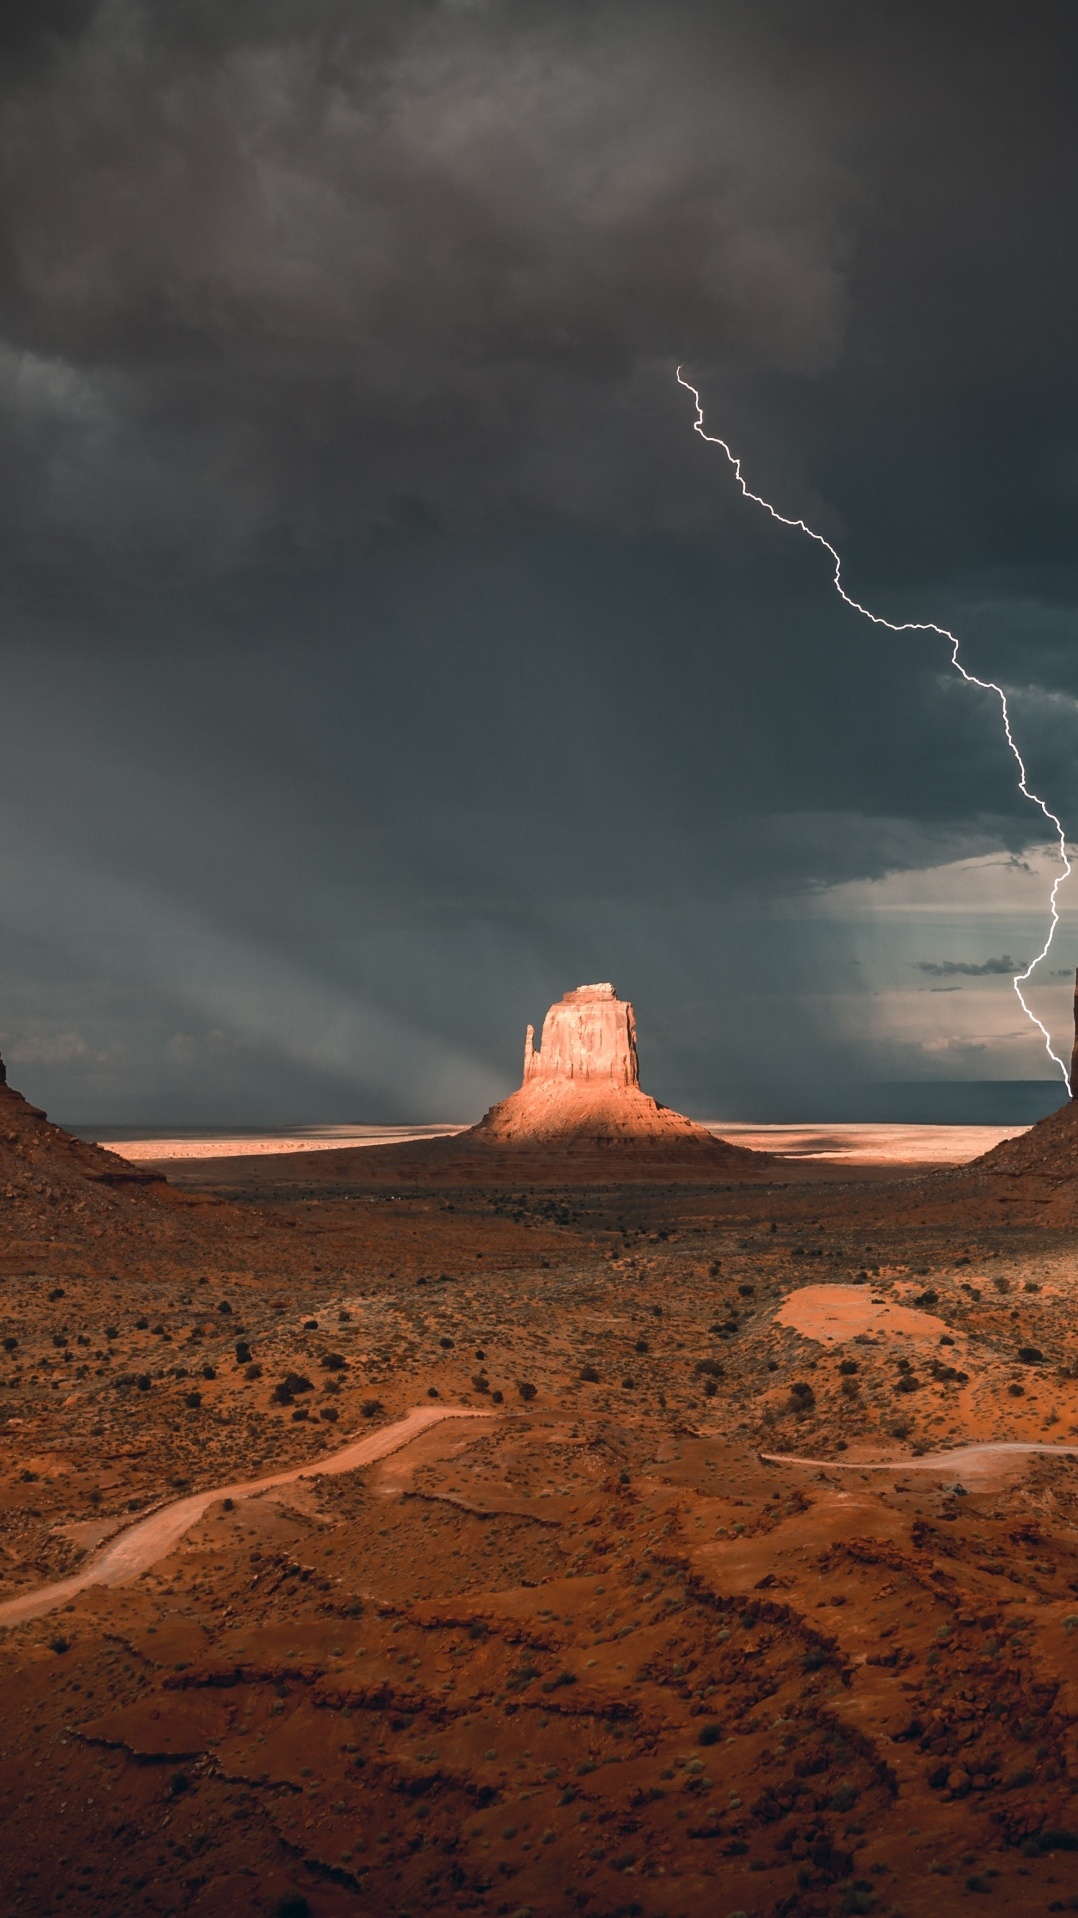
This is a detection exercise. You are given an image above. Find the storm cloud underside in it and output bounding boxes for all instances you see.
[2,1,1078,1122]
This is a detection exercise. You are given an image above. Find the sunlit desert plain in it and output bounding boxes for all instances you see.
[3,990,1078,1918]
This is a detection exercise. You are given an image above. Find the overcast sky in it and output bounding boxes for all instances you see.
[3,0,1078,1125]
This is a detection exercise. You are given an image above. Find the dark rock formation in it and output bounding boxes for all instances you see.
[1071,968,1078,1098]
[0,1062,168,1232]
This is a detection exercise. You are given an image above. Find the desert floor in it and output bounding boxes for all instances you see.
[3,1134,1078,1916]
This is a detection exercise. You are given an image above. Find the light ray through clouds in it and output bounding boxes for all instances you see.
[0,828,504,1117]
[676,367,1074,1089]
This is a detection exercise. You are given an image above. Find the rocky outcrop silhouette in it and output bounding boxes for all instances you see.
[0,1051,167,1234]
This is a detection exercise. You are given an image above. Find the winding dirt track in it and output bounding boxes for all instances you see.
[9,1422,1077,1631]
[761,1440,1078,1475]
[0,1404,494,1629]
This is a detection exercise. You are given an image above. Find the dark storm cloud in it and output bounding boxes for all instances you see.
[2,2,1078,1121]
[915,955,1020,978]
[0,0,855,570]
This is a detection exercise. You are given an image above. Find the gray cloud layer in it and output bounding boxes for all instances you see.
[0,0,855,571]
[2,3,1078,1120]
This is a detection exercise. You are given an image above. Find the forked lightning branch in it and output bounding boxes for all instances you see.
[677,367,1074,1089]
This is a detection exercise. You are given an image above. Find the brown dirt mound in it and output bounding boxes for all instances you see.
[0,1071,169,1234]
[971,1095,1078,1178]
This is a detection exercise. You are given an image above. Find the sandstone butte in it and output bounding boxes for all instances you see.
[473,981,736,1149]
[181,982,777,1187]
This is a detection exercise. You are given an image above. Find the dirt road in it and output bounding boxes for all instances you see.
[0,1404,494,1628]
[761,1438,1078,1480]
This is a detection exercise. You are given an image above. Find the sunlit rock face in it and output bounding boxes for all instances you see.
[474,983,715,1148]
[522,983,639,1089]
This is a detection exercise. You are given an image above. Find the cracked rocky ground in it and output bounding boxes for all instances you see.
[4,1084,1078,1914]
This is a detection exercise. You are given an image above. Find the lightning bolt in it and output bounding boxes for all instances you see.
[676,366,1073,1091]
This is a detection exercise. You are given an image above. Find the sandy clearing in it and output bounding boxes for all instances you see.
[94,1120,1029,1167]
[775,1283,952,1345]
[707,1122,1028,1164]
[94,1123,469,1161]
[0,1405,494,1628]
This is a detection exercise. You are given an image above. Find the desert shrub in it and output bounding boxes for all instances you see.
[634,1338,649,1354]
[1022,1828,1078,1855]
[427,1385,440,1397]
[517,1380,537,1401]
[321,1352,347,1370]
[245,1362,262,1379]
[276,1898,311,1918]
[914,1288,939,1306]
[234,1340,252,1365]
[789,1381,815,1409]
[698,1722,722,1746]
[471,1373,490,1392]
[283,1372,313,1395]
[438,1335,454,1349]
[704,1380,717,1398]
[694,1358,724,1379]
[168,1771,190,1797]
[491,1388,504,1403]
[540,1670,577,1693]
[1,1337,16,1351]
[320,1406,339,1422]
[838,1358,859,1376]
[184,1391,202,1409]
[49,1636,70,1655]
[201,1364,216,1380]
[841,1377,859,1398]
[895,1373,920,1394]
[580,1365,600,1383]
[801,1648,827,1673]
[135,1373,151,1392]
[839,1887,875,1916]
[1018,1346,1044,1364]
[302,1317,317,1330]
